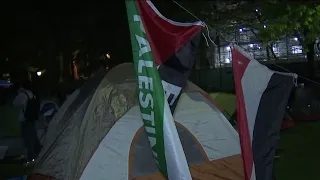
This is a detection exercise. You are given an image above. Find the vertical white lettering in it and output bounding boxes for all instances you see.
[138,76,153,90]
[138,60,153,73]
[148,136,157,153]
[145,126,156,134]
[135,35,151,57]
[154,157,159,165]
[133,15,145,33]
[141,111,155,126]
[139,92,154,109]
[152,149,158,160]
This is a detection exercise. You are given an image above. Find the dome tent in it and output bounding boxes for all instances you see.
[28,63,244,180]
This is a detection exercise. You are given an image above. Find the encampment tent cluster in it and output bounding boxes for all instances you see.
[29,63,243,180]
[27,1,296,180]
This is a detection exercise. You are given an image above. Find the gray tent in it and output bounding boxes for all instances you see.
[30,63,243,180]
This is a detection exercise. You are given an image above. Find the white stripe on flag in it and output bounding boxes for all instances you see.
[241,59,274,144]
[162,92,192,180]
[241,55,274,180]
[251,165,256,180]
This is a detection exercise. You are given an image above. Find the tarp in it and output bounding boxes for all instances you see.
[31,63,244,180]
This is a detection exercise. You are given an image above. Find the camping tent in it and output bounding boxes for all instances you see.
[0,79,12,87]
[209,92,237,126]
[30,63,244,180]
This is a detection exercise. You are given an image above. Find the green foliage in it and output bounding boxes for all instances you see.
[175,1,320,50]
[256,2,320,48]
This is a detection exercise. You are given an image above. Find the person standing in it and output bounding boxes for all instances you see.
[13,76,41,164]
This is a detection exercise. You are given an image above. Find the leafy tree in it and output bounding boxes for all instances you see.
[168,0,320,77]
[253,2,320,78]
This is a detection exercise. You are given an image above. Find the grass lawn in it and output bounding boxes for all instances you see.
[275,120,320,180]
[0,160,30,180]
[0,105,20,138]
[0,105,27,180]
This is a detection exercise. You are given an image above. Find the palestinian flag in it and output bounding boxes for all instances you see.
[134,0,204,110]
[231,44,296,180]
[125,0,204,179]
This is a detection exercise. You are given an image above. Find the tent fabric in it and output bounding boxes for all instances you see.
[32,63,244,180]
[40,101,59,117]
[34,66,137,180]
[27,174,54,180]
[132,154,243,180]
[80,93,242,180]
[231,45,295,180]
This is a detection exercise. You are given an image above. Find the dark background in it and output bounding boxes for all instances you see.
[0,1,187,74]
[0,1,133,74]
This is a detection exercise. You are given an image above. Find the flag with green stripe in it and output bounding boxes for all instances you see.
[125,0,204,179]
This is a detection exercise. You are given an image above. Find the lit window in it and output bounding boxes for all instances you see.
[272,46,279,54]
[292,45,302,54]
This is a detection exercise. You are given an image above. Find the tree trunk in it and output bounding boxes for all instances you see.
[268,43,278,60]
[306,42,315,79]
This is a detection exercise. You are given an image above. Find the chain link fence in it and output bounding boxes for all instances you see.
[191,27,320,92]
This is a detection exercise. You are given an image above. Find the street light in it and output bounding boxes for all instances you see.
[37,71,42,76]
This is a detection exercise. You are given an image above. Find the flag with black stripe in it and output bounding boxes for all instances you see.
[231,44,296,180]
[136,0,204,111]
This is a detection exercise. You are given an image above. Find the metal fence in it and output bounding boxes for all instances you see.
[191,27,320,92]
[199,28,320,69]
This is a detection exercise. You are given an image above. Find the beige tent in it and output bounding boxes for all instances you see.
[30,63,244,180]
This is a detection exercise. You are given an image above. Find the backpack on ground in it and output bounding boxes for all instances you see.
[24,92,40,122]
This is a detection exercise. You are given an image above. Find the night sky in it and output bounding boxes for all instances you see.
[0,1,186,72]
[0,1,133,71]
